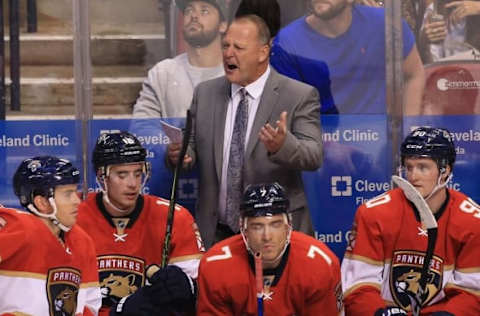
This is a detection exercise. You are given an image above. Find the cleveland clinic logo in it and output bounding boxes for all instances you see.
[437,78,480,91]
[331,176,352,197]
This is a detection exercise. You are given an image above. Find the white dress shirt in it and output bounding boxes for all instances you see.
[217,66,271,225]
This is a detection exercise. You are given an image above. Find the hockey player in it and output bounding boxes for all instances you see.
[342,127,480,315]
[77,131,204,316]
[0,156,101,316]
[197,182,343,315]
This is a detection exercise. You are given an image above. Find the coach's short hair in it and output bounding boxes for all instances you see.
[234,14,271,45]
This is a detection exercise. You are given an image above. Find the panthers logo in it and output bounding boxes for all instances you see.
[395,269,438,307]
[390,250,443,311]
[100,273,139,302]
[97,255,145,307]
[54,288,78,316]
[47,268,81,316]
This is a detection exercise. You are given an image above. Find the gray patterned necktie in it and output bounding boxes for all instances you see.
[225,88,249,233]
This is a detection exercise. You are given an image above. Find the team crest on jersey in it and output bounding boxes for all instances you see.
[0,216,7,231]
[390,250,443,311]
[98,255,145,307]
[345,222,357,252]
[46,268,81,316]
[192,223,206,252]
[335,282,344,312]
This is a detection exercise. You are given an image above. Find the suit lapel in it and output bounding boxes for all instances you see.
[214,78,231,182]
[245,70,280,159]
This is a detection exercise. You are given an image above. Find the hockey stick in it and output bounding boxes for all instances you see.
[392,175,438,316]
[161,110,193,268]
[254,252,264,316]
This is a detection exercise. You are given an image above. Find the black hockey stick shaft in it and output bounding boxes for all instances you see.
[413,227,438,316]
[392,176,438,316]
[161,110,193,267]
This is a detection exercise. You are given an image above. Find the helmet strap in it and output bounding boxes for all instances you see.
[425,170,453,201]
[26,195,71,232]
[240,213,292,267]
[48,197,71,232]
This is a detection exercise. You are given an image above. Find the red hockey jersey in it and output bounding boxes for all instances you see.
[0,207,101,316]
[197,232,343,315]
[77,193,204,315]
[342,188,480,315]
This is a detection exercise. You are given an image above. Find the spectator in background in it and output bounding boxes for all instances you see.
[422,64,479,114]
[0,156,101,316]
[231,0,281,37]
[229,0,308,29]
[167,15,323,248]
[133,0,227,118]
[271,0,425,115]
[419,0,480,63]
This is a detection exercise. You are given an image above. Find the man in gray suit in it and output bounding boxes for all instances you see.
[168,14,322,248]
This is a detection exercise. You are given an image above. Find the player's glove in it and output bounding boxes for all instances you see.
[146,264,196,306]
[374,307,407,316]
[109,287,156,316]
[431,312,455,316]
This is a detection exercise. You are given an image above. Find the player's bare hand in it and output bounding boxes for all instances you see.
[167,143,192,167]
[259,111,287,154]
[446,1,480,26]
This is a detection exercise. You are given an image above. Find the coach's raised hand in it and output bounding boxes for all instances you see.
[259,111,287,154]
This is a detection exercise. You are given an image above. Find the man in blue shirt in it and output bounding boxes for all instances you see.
[271,0,425,114]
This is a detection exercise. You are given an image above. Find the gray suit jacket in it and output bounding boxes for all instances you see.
[186,69,323,248]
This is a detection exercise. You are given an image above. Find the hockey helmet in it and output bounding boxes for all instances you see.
[241,182,289,218]
[13,156,80,208]
[401,127,456,171]
[92,131,147,174]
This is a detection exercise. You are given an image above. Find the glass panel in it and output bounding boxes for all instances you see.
[3,0,76,118]
[1,1,479,264]
[89,0,166,117]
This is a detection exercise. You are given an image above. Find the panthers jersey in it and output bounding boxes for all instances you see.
[0,207,101,316]
[197,232,343,315]
[342,188,480,315]
[77,193,204,316]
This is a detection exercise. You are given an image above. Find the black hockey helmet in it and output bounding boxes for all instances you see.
[401,127,456,172]
[13,156,80,208]
[241,182,289,218]
[92,131,147,174]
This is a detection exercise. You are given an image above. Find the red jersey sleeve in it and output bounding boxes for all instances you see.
[168,205,204,279]
[197,247,235,316]
[439,196,480,315]
[0,209,29,265]
[342,194,391,315]
[303,240,343,315]
[77,228,102,316]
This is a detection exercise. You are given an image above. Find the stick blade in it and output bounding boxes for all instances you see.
[392,175,437,229]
